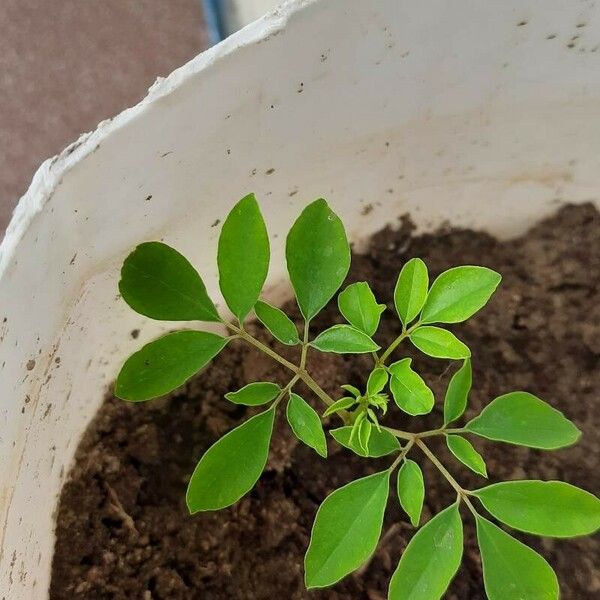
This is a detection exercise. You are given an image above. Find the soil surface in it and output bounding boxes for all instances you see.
[51,204,600,599]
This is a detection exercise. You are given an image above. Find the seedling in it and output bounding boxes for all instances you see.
[115,194,600,599]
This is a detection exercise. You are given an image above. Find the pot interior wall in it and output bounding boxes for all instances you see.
[1,0,600,596]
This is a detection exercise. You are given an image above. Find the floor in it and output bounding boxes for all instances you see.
[0,1,208,236]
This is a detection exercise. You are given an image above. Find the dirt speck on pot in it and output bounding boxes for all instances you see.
[51,203,600,599]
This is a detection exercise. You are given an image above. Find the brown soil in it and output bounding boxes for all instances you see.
[51,203,600,599]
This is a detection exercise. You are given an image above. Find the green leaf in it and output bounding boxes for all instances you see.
[409,326,470,359]
[186,408,275,512]
[330,426,400,458]
[341,384,361,397]
[476,515,559,600]
[338,281,386,336]
[287,393,328,458]
[254,300,300,345]
[394,258,429,326]
[443,359,472,425]
[286,199,350,321]
[305,471,390,588]
[474,480,600,537]
[367,367,388,395]
[311,324,380,354]
[225,381,280,406]
[388,503,463,600]
[397,459,425,527]
[119,242,219,322]
[446,435,487,477]
[420,265,501,324]
[217,194,270,322]
[465,391,581,449]
[357,419,372,454]
[323,396,357,417]
[116,331,227,401]
[388,358,434,415]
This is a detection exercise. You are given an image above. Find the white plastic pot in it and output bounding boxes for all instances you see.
[1,0,599,596]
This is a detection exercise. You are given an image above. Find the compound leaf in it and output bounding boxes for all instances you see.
[218,193,270,322]
[397,459,425,527]
[420,266,501,324]
[388,358,434,416]
[446,435,487,477]
[311,324,380,354]
[444,359,472,425]
[389,503,463,600]
[394,258,429,325]
[305,471,390,588]
[476,515,559,600]
[119,242,219,322]
[287,393,328,458]
[186,407,275,512]
[225,381,280,406]
[410,326,470,360]
[286,199,350,321]
[474,480,600,537]
[254,300,300,345]
[338,281,386,336]
[330,426,400,458]
[465,392,581,449]
[116,331,227,401]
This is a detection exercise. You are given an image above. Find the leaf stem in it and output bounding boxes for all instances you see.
[415,438,478,517]
[272,375,300,408]
[300,320,310,370]
[388,438,415,472]
[377,321,421,366]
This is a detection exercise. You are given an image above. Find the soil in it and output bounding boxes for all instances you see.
[51,203,600,599]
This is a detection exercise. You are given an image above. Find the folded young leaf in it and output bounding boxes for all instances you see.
[341,383,361,398]
[225,381,280,406]
[218,193,270,322]
[305,471,390,588]
[388,358,434,415]
[476,515,559,600]
[330,426,400,458]
[465,391,581,449]
[286,199,350,321]
[322,396,357,417]
[420,265,501,324]
[394,258,429,326]
[388,503,463,600]
[357,419,373,454]
[444,358,472,425]
[119,242,219,322]
[446,435,487,477]
[367,367,389,395]
[186,407,275,512]
[254,300,300,345]
[287,393,328,458]
[311,324,380,354]
[338,281,386,336]
[474,480,600,537]
[116,331,227,401]
[397,459,425,527]
[410,326,471,360]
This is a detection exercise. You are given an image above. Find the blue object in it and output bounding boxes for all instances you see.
[202,0,226,45]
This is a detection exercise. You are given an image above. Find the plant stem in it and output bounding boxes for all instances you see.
[300,320,310,370]
[272,375,300,408]
[415,438,478,517]
[226,323,299,373]
[377,321,420,366]
[388,438,415,472]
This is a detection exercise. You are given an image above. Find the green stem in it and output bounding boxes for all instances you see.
[272,375,300,408]
[300,321,310,370]
[388,438,415,472]
[377,321,421,366]
[415,438,478,517]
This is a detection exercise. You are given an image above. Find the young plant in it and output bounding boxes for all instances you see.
[115,194,600,599]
